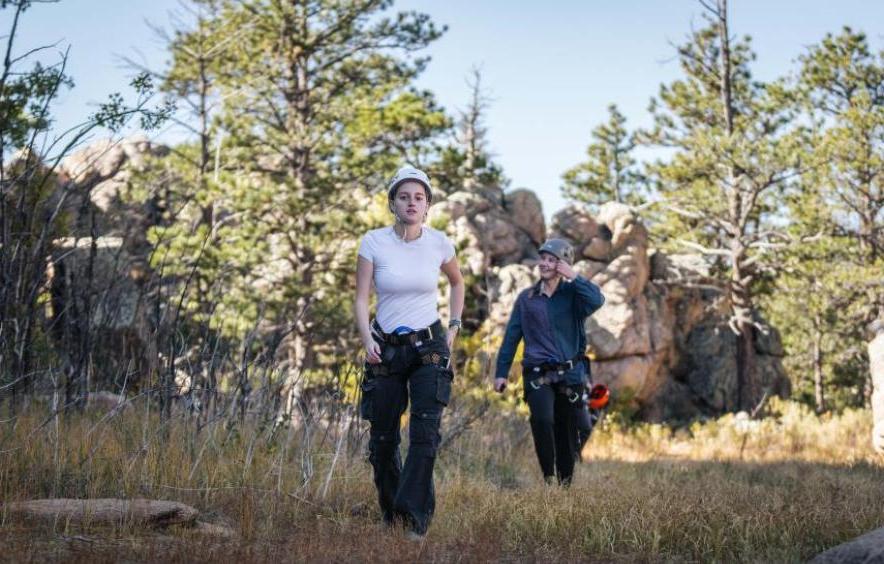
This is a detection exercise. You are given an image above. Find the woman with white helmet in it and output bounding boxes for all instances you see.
[354,165,465,539]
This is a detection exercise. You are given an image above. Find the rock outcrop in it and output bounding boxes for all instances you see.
[38,137,794,422]
[59,134,168,236]
[45,136,167,391]
[430,186,545,277]
[485,201,791,422]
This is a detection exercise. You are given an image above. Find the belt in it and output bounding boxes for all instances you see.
[526,379,585,403]
[525,354,585,378]
[371,319,444,347]
[366,348,449,378]
[524,354,587,402]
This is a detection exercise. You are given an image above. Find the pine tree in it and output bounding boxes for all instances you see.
[644,0,803,411]
[562,104,644,208]
[799,28,884,265]
[766,28,884,412]
[150,0,449,414]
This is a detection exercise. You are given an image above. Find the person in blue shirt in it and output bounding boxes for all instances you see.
[493,238,605,485]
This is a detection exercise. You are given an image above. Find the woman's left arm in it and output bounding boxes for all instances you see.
[555,259,605,317]
[441,257,465,350]
[573,275,605,317]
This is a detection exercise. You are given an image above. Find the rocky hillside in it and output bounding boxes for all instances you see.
[481,202,790,421]
[49,136,792,420]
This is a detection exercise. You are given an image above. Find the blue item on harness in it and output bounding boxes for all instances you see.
[393,326,414,335]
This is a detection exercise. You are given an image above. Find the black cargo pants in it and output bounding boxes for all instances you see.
[575,401,594,460]
[359,331,453,535]
[524,377,590,485]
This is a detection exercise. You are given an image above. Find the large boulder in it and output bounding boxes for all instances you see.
[551,205,599,242]
[47,235,152,393]
[811,526,884,563]
[597,202,649,255]
[591,250,648,301]
[431,186,545,271]
[42,136,169,393]
[59,135,168,236]
[429,185,545,332]
[451,216,487,277]
[585,295,651,358]
[49,236,144,331]
[60,139,128,187]
[650,250,713,282]
[504,189,545,246]
[592,352,667,400]
[472,212,524,259]
[676,320,740,412]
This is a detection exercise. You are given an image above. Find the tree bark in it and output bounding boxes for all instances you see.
[715,0,762,411]
[813,317,826,413]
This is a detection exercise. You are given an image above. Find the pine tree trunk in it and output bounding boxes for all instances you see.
[464,119,477,189]
[813,318,826,413]
[731,242,760,411]
[736,324,758,412]
[716,0,762,412]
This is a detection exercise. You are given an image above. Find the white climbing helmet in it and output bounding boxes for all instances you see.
[388,166,433,203]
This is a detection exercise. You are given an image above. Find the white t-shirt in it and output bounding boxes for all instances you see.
[358,226,456,333]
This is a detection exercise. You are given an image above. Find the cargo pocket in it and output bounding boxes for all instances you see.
[359,366,377,421]
[435,367,454,406]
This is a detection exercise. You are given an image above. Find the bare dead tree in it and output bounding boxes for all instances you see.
[0,0,170,412]
[457,66,492,190]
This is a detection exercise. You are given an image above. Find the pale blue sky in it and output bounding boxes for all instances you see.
[8,1,884,217]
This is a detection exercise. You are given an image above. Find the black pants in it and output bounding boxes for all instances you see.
[576,403,593,461]
[525,381,590,485]
[360,335,452,535]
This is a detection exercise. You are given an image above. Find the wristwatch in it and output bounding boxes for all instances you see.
[448,318,462,330]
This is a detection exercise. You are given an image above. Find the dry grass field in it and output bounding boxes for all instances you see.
[1,397,882,562]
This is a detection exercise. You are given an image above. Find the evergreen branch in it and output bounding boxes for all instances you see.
[676,239,731,256]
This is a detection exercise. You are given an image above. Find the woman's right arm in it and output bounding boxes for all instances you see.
[355,255,382,364]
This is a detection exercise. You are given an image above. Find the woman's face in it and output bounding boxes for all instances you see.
[538,252,559,280]
[391,181,429,224]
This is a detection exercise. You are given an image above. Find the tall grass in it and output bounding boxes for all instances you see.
[1,396,882,562]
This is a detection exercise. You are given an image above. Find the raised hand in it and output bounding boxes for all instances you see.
[555,259,577,281]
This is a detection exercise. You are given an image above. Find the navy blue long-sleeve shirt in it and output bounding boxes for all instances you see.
[495,275,605,386]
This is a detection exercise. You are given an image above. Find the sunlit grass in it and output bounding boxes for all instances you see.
[589,397,876,464]
[1,397,881,561]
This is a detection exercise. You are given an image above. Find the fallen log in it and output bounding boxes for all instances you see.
[3,498,199,528]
